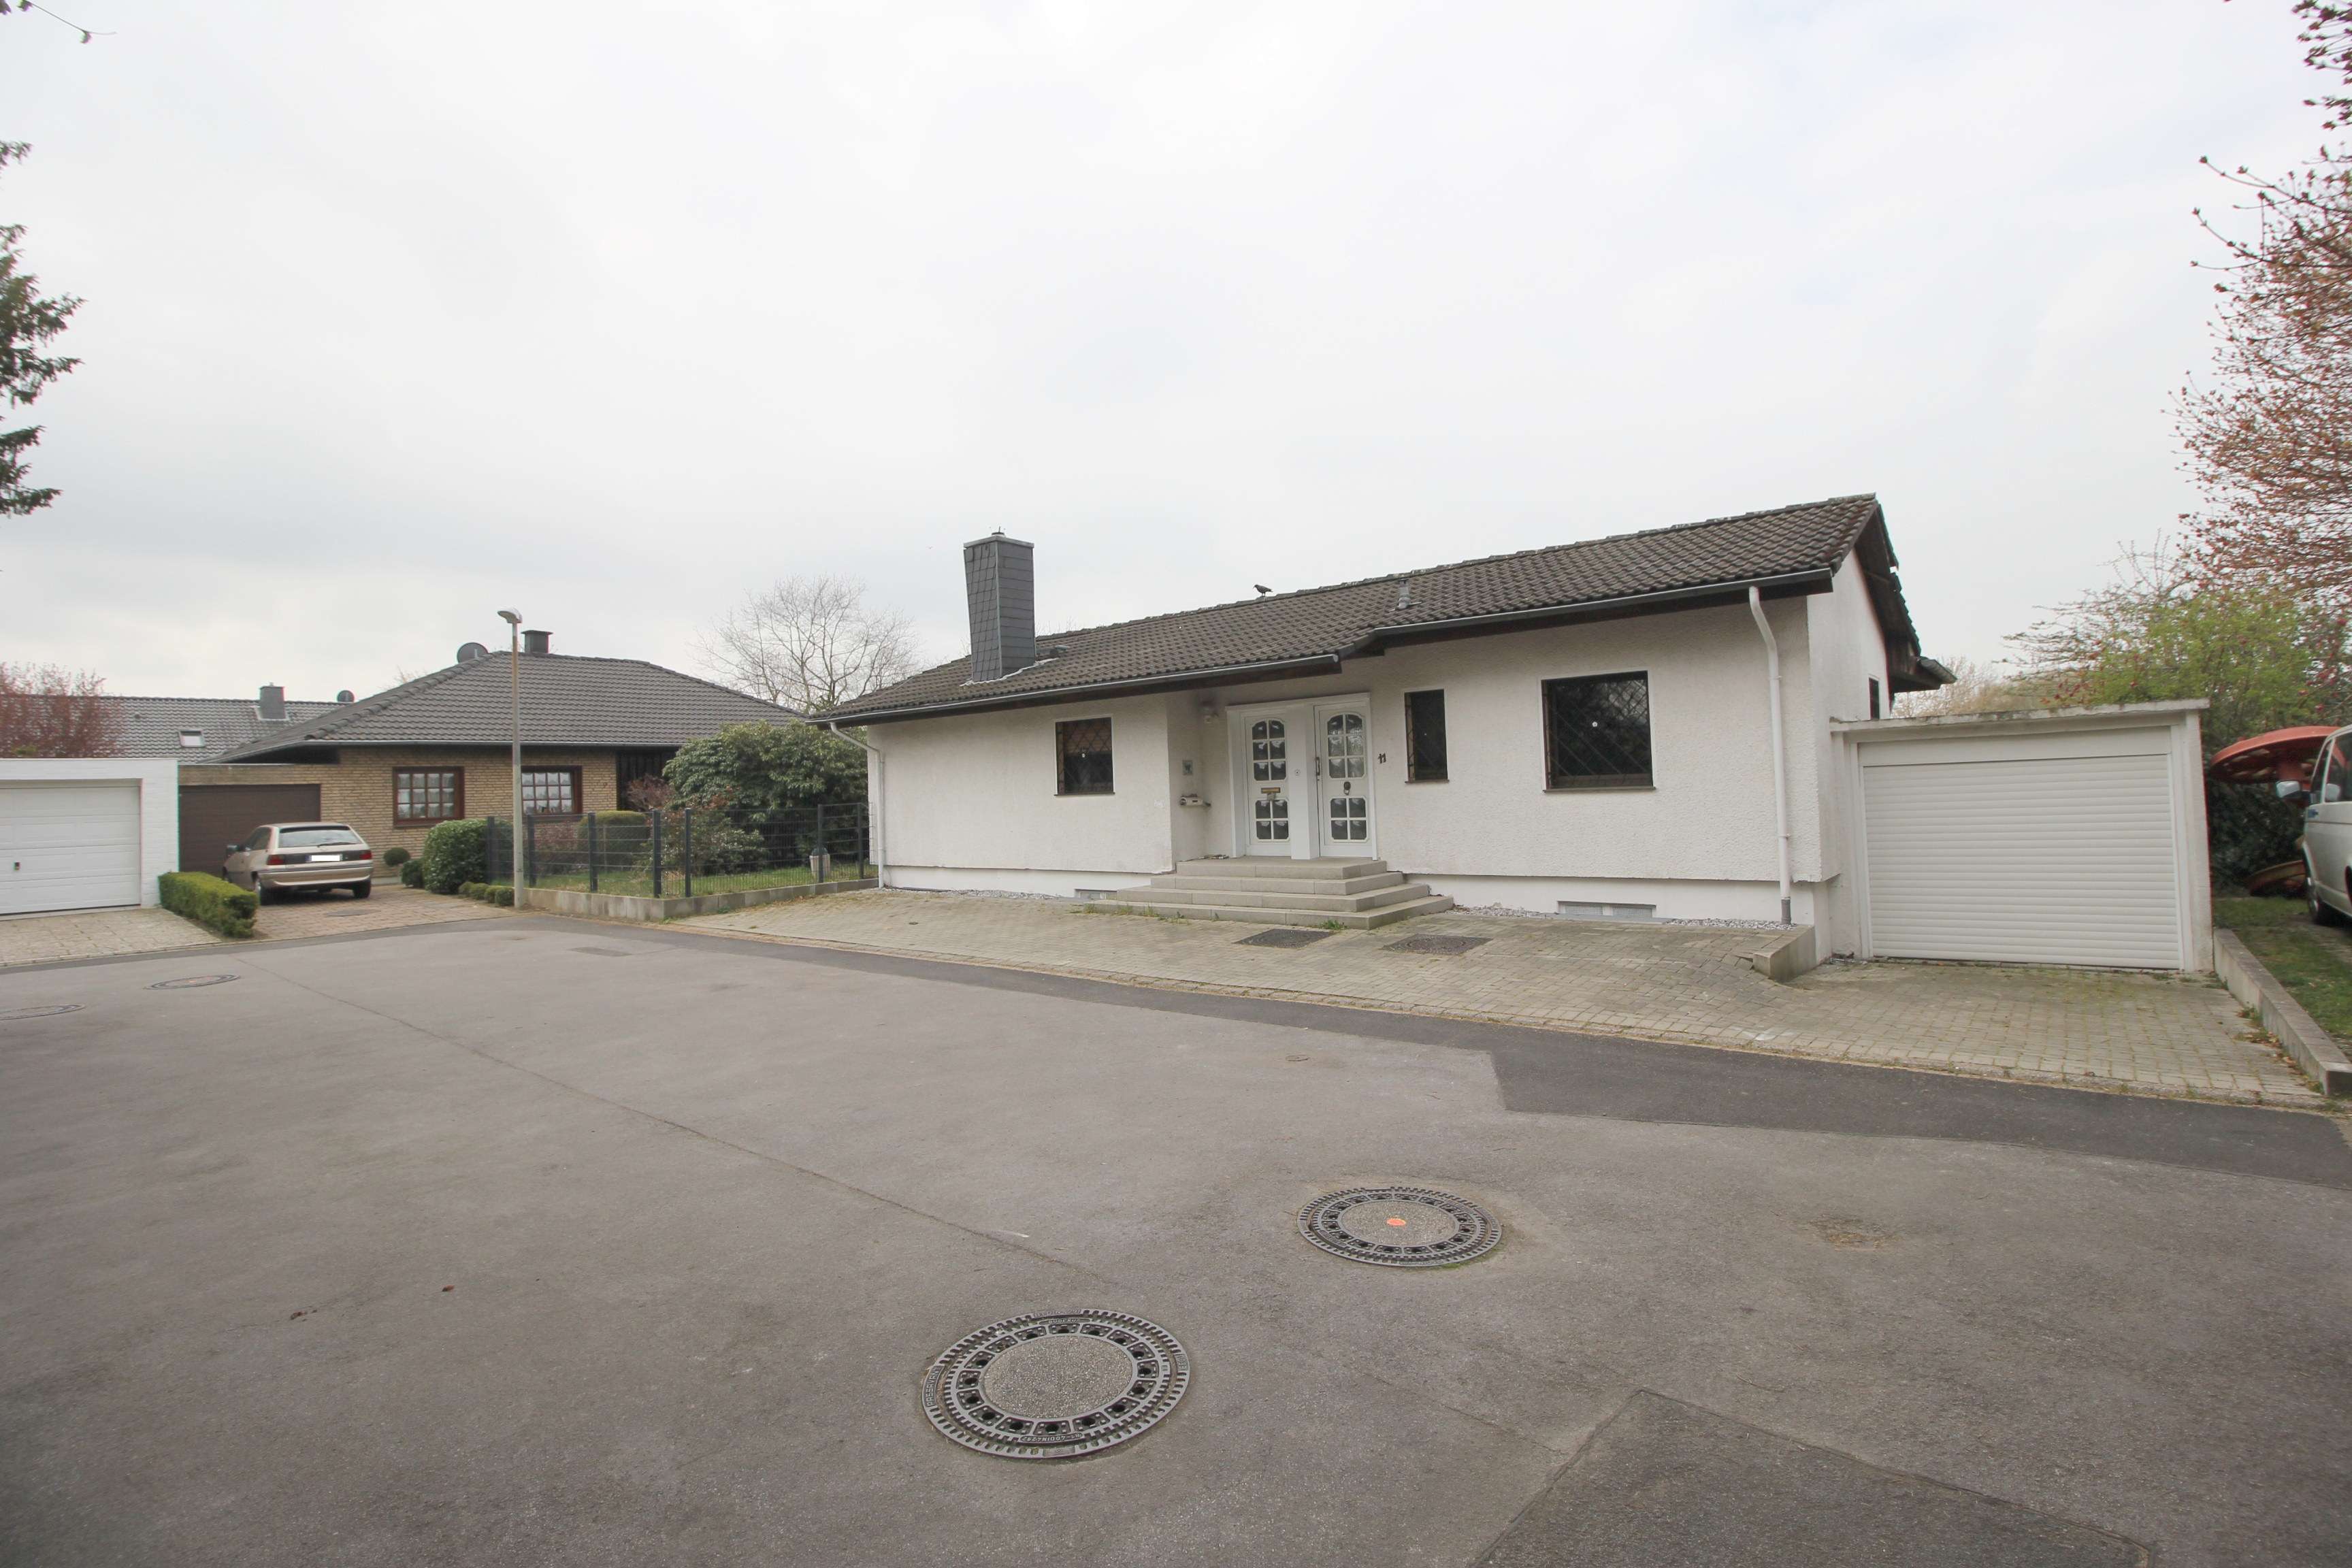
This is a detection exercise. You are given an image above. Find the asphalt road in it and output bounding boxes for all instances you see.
[2,918,2347,1566]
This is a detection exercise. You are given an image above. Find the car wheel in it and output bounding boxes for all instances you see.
[255,881,277,905]
[2313,864,2347,926]
[353,880,373,899]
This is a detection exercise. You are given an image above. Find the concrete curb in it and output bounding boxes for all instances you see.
[2213,929,2351,1098]
[517,878,879,924]
[1744,925,1820,983]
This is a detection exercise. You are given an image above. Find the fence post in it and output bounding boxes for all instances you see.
[651,809,665,899]
[525,812,537,888]
[681,808,693,899]
[587,810,599,894]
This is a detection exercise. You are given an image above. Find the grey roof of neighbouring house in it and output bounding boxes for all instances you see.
[830,494,1945,723]
[103,695,346,761]
[216,654,800,761]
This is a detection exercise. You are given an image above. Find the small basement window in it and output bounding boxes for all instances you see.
[1056,717,1113,796]
[1541,672,1652,789]
[1404,690,1448,782]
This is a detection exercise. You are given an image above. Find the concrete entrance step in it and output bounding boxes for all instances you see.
[1173,858,1388,881]
[1104,881,1431,914]
[1143,871,1407,898]
[1080,893,1455,931]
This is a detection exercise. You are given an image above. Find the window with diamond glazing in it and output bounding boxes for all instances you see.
[1541,673,1652,789]
[1056,718,1114,796]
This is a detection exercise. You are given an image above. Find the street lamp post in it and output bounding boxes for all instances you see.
[498,610,522,879]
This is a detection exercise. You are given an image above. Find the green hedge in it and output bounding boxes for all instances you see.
[159,872,257,938]
[421,818,489,894]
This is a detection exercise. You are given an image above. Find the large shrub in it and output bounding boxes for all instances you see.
[159,872,257,938]
[420,818,489,894]
[664,721,867,826]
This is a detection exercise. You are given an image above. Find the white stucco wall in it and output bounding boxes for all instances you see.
[1801,555,1893,911]
[867,694,1175,894]
[0,756,181,908]
[864,585,1912,921]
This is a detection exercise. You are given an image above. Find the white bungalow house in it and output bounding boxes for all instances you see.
[829,496,2212,969]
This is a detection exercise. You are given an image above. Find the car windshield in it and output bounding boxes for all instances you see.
[277,827,363,848]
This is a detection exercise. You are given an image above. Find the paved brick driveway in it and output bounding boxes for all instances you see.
[687,891,2319,1106]
[0,885,510,968]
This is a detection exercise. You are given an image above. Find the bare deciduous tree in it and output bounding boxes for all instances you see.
[0,662,119,755]
[698,575,920,713]
[2177,3,2352,600]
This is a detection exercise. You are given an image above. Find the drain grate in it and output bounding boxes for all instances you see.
[1235,928,1332,948]
[1384,934,1488,955]
[0,1004,81,1021]
[148,975,238,990]
[921,1310,1189,1460]
[1298,1186,1502,1268]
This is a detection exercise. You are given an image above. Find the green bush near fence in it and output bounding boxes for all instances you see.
[158,872,257,938]
[399,858,425,887]
[421,818,489,894]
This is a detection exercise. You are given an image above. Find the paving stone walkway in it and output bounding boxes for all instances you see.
[0,886,510,969]
[687,890,2321,1107]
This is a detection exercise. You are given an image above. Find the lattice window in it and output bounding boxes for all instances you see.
[522,768,579,815]
[1056,718,1114,795]
[394,768,462,824]
[1541,673,1652,789]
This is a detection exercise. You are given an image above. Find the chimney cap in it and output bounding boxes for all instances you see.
[962,530,1035,551]
[522,628,552,655]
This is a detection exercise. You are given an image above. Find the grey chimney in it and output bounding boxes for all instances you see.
[963,532,1036,681]
[257,684,287,721]
[523,629,551,655]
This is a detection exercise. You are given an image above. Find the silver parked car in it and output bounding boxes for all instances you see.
[223,822,376,900]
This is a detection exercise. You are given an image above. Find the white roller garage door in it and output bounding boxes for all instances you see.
[1859,729,2185,968]
[0,781,143,915]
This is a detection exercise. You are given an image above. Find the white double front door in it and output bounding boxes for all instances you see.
[1231,698,1375,859]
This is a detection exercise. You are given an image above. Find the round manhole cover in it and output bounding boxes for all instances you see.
[921,1310,1189,1460]
[0,1004,81,1021]
[148,975,238,990]
[1298,1186,1501,1268]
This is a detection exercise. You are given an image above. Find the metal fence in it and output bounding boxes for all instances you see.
[507,802,870,898]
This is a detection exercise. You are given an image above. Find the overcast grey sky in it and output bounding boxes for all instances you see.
[0,1,2321,702]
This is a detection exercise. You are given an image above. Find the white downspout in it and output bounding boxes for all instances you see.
[825,721,885,885]
[1748,587,1793,926]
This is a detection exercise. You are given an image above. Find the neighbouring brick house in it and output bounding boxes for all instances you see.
[114,632,798,873]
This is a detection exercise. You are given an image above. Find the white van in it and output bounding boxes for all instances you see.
[2300,728,2352,926]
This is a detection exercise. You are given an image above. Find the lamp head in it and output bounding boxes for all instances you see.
[497,609,522,626]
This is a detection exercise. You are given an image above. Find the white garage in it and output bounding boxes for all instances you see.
[1834,702,2212,971]
[0,758,181,917]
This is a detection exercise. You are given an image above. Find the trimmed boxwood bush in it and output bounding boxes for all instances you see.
[399,858,425,887]
[380,846,410,867]
[421,818,489,894]
[159,872,257,938]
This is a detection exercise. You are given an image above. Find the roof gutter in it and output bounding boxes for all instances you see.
[830,653,1347,725]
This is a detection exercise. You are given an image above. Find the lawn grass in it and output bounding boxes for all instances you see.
[2215,896,2352,1043]
[523,864,871,899]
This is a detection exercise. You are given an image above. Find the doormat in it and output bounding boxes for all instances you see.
[1235,928,1333,948]
[1384,934,1488,956]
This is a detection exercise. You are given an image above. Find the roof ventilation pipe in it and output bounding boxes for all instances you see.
[523,630,551,655]
[1748,587,1793,926]
[963,532,1036,681]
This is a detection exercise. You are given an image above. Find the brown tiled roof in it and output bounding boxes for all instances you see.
[218,653,798,760]
[832,494,1932,721]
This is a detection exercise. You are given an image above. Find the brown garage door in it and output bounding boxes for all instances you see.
[178,784,323,873]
